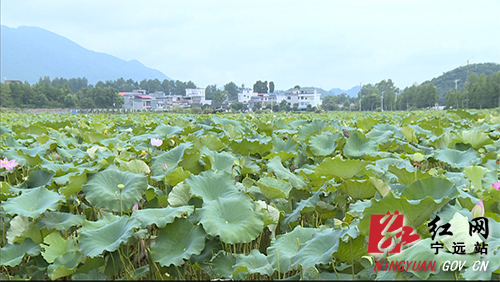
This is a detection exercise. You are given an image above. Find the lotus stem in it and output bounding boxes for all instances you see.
[276,249,280,279]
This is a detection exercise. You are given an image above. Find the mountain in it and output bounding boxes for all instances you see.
[0,25,171,85]
[423,62,500,105]
[328,85,361,98]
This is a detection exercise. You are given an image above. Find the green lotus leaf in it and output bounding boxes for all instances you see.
[152,123,183,137]
[17,146,46,166]
[233,249,274,276]
[22,168,54,188]
[342,130,377,159]
[131,205,194,228]
[297,119,326,142]
[200,147,236,173]
[79,216,140,257]
[333,233,367,264]
[41,232,79,263]
[2,187,64,219]
[267,156,306,189]
[81,213,120,232]
[150,142,192,181]
[272,136,298,154]
[256,177,292,199]
[47,250,83,280]
[184,170,239,201]
[452,130,494,149]
[230,137,273,156]
[6,215,43,244]
[202,251,236,279]
[337,178,377,200]
[73,269,107,281]
[463,165,489,191]
[366,129,394,145]
[427,132,453,149]
[356,116,378,131]
[82,168,148,212]
[314,156,369,182]
[309,132,339,156]
[359,192,450,235]
[283,189,322,226]
[150,218,206,267]
[267,226,319,273]
[290,227,349,268]
[387,165,431,185]
[400,177,459,202]
[432,147,481,169]
[168,182,192,207]
[0,238,41,267]
[35,211,86,231]
[119,159,150,174]
[200,134,226,151]
[58,172,87,198]
[199,194,264,244]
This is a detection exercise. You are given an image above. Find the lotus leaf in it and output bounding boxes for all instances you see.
[185,170,239,201]
[2,187,64,219]
[233,249,274,276]
[0,238,41,267]
[79,216,140,257]
[150,218,205,267]
[131,205,194,228]
[342,130,377,159]
[198,194,264,244]
[82,168,148,212]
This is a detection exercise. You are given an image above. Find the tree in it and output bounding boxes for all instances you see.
[231,102,244,111]
[224,82,239,100]
[321,95,339,111]
[205,84,217,100]
[269,81,275,93]
[212,90,228,107]
[279,99,290,111]
[253,80,268,93]
[294,85,300,89]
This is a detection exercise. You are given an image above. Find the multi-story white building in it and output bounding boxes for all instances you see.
[238,88,257,103]
[277,87,322,109]
[185,88,210,106]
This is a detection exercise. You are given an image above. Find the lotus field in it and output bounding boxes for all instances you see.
[1,109,500,280]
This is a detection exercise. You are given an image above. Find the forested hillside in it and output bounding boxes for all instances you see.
[425,62,500,105]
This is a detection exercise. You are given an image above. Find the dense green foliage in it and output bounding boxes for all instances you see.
[426,63,500,105]
[1,110,499,280]
[445,71,500,110]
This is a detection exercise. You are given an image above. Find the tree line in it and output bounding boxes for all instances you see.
[445,72,500,109]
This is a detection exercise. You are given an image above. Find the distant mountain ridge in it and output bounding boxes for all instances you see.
[0,25,171,85]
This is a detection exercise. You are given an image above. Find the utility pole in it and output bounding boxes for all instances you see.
[359,82,362,111]
[381,91,384,112]
[466,60,469,109]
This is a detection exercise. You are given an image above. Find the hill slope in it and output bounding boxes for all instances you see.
[424,62,500,105]
[0,25,171,85]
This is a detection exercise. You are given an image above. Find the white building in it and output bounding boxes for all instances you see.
[238,88,257,103]
[277,87,322,109]
[185,88,211,106]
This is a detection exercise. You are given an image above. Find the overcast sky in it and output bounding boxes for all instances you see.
[1,0,499,91]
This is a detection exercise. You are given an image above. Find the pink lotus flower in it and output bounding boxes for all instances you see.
[492,182,500,191]
[132,203,139,212]
[0,157,19,170]
[151,137,163,147]
[472,199,485,218]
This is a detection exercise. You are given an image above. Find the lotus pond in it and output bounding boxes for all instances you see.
[1,109,500,280]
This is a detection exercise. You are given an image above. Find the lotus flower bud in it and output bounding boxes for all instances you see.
[132,202,139,212]
[163,163,168,171]
[472,199,485,218]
